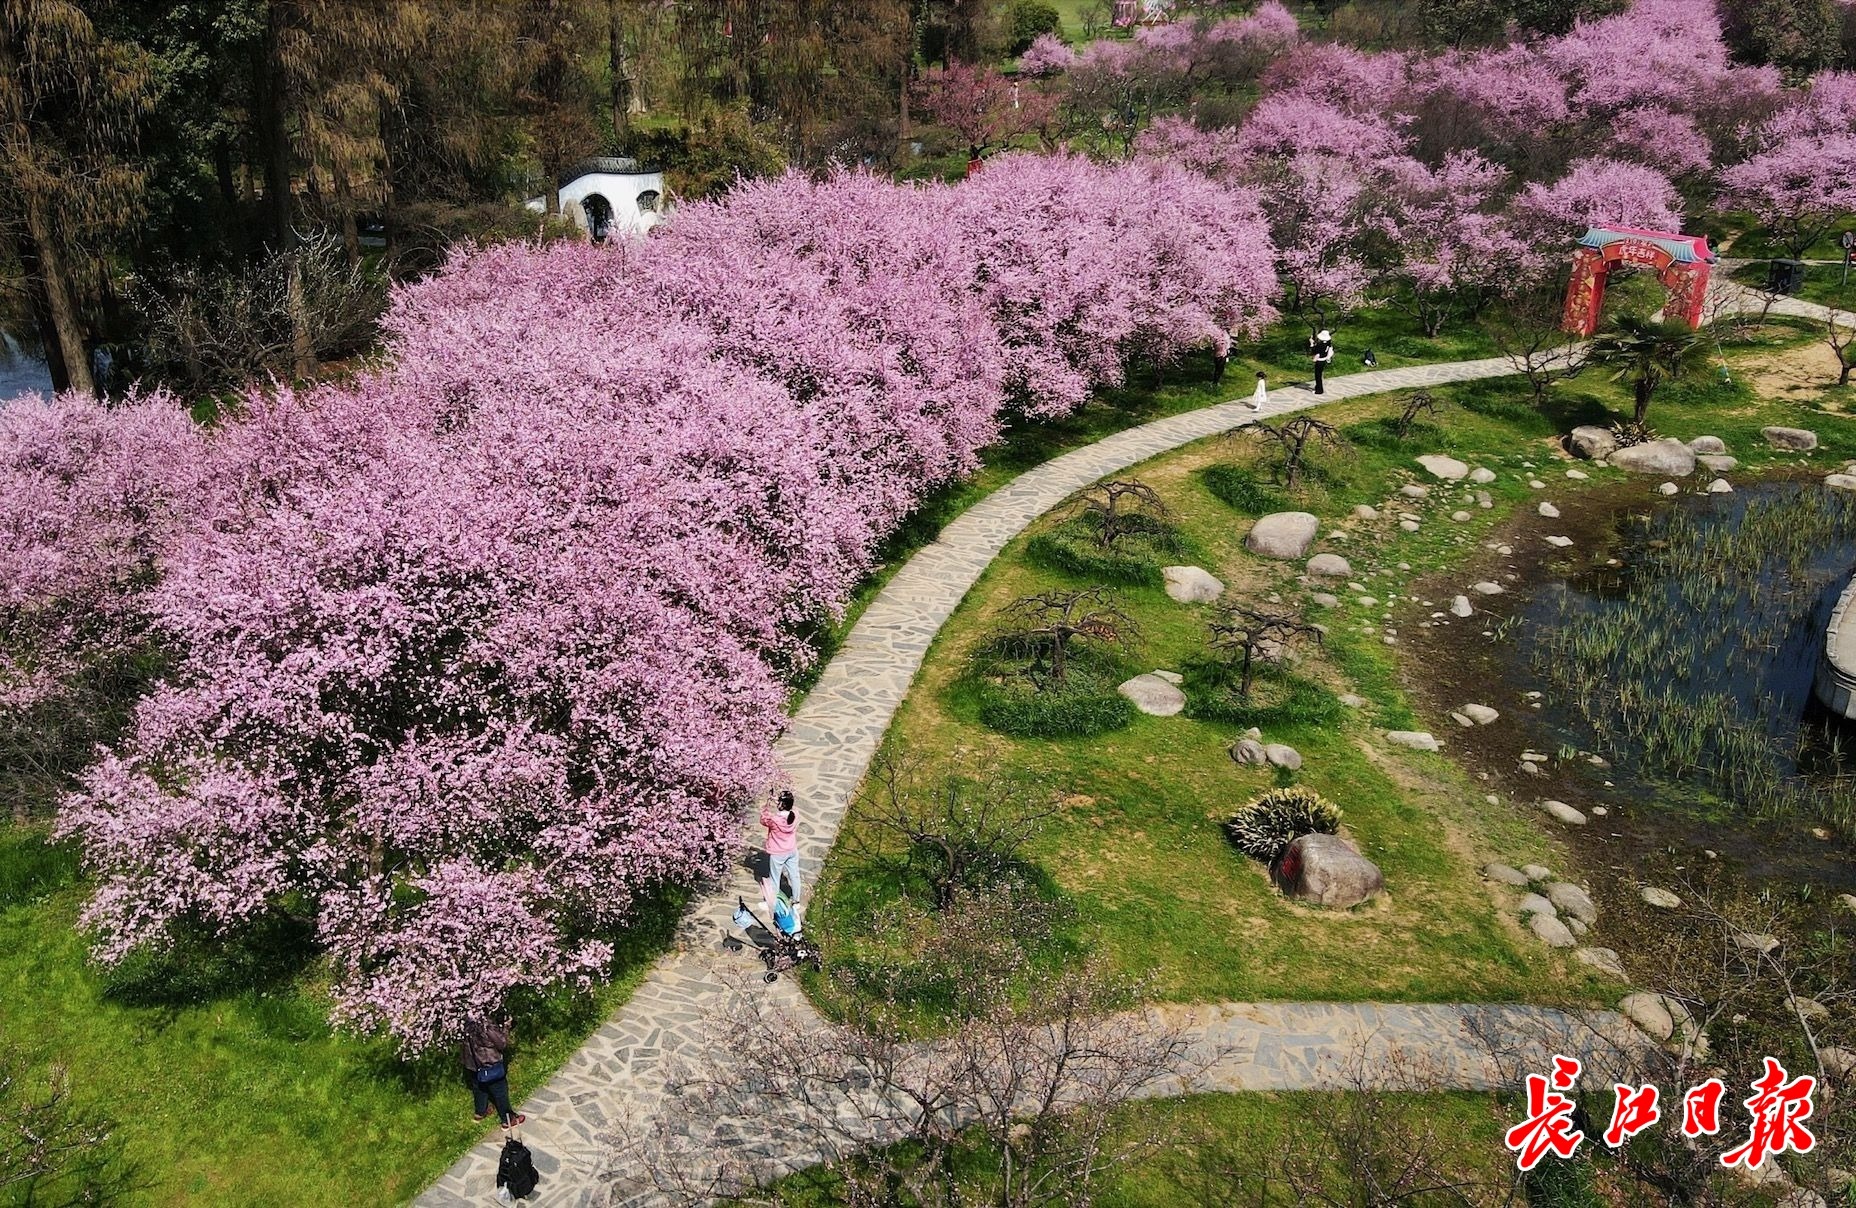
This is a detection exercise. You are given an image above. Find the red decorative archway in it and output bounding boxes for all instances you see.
[1561,226,1716,337]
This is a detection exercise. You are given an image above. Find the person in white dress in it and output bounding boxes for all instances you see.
[1249,371,1268,412]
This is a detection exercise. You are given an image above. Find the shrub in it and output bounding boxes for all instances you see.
[1025,514,1190,586]
[1187,666,1344,729]
[1223,786,1343,863]
[1609,418,1659,448]
[973,676,1136,738]
[1201,464,1286,514]
[1342,416,1444,452]
[1008,0,1062,54]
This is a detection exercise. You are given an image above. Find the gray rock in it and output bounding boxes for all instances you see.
[1417,454,1470,480]
[1826,474,1856,491]
[1351,504,1380,520]
[1610,438,1697,476]
[1540,800,1587,826]
[1450,510,1471,522]
[1706,478,1733,494]
[1521,864,1553,882]
[1530,913,1576,948]
[1162,565,1225,603]
[1838,893,1856,913]
[1570,426,1618,460]
[1517,893,1557,917]
[1306,553,1352,577]
[1546,535,1574,547]
[1732,931,1781,956]
[1118,674,1186,717]
[1400,483,1430,498]
[1567,917,1590,937]
[1762,425,1818,451]
[1658,482,1680,495]
[1470,580,1505,595]
[1575,946,1627,979]
[1460,703,1499,725]
[1697,454,1738,473]
[1688,435,1727,454]
[1399,519,1421,532]
[1310,592,1340,607]
[1565,468,1589,480]
[1538,501,1560,518]
[1246,512,1321,560]
[1788,995,1829,1021]
[1822,1046,1856,1085]
[1385,730,1439,752]
[1338,693,1366,708]
[1450,595,1474,617]
[1470,467,1497,484]
[1279,833,1384,909]
[1546,882,1597,924]
[1640,886,1682,909]
[1450,711,1474,727]
[1620,992,1675,1041]
[1264,743,1303,771]
[1229,738,1268,765]
[1482,863,1530,886]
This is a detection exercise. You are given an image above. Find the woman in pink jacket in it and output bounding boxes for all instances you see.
[759,789,801,917]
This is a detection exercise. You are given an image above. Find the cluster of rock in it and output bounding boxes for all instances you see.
[1229,727,1301,771]
[1481,861,1623,978]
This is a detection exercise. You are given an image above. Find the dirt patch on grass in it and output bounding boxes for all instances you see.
[1745,338,1846,402]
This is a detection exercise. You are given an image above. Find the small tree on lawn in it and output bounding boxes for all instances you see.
[1242,414,1345,489]
[1208,604,1325,699]
[1004,587,1137,688]
[1486,281,1588,405]
[1585,315,1712,425]
[1392,390,1447,440]
[1071,479,1167,551]
[851,747,1060,911]
[1826,306,1855,388]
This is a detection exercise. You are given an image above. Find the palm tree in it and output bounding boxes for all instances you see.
[1586,315,1713,425]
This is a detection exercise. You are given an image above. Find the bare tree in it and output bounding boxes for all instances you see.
[1486,284,1588,406]
[1,1050,131,1203]
[1070,479,1168,552]
[1825,305,1855,388]
[1392,389,1448,440]
[627,932,1201,1208]
[1002,587,1137,689]
[1209,604,1325,699]
[1242,415,1345,489]
[849,748,1060,911]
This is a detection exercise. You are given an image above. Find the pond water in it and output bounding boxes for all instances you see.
[0,329,53,400]
[1414,477,1856,889]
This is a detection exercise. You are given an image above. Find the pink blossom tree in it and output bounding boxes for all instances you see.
[1719,133,1856,258]
[913,62,1056,168]
[1374,151,1524,336]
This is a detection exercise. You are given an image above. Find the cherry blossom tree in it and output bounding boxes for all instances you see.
[914,62,1056,167]
[1719,132,1856,258]
[1508,157,1685,269]
[1375,151,1523,336]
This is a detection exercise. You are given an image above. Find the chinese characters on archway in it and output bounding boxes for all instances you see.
[1503,1056,1816,1171]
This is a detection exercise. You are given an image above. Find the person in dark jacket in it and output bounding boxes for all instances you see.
[462,1016,525,1129]
[1308,329,1335,395]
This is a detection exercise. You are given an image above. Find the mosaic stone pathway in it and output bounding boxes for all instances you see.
[418,287,1852,1205]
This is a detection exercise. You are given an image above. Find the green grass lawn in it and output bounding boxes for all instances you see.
[0,828,678,1207]
[803,318,1856,1023]
[1729,259,1856,311]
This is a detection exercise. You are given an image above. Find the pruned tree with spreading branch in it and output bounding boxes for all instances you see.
[1003,586,1137,689]
[1209,604,1325,699]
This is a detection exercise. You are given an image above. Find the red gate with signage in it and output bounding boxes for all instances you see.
[1561,226,1716,336]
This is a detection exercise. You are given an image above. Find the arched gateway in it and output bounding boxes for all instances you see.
[1561,225,1716,336]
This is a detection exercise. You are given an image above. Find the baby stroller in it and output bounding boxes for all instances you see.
[724,896,822,982]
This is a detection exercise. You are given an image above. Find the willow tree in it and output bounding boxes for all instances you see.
[0,1,153,395]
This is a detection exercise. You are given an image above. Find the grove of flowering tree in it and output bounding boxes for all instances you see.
[7,160,1276,1054]
[4,0,1854,1058]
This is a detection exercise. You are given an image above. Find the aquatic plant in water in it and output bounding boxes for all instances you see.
[1526,485,1856,835]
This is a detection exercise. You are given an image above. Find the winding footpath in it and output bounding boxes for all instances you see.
[418,288,1856,1207]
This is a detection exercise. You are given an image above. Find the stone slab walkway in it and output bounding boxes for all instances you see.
[414,355,1542,1207]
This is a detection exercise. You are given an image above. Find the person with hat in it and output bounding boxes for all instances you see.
[1308,329,1335,395]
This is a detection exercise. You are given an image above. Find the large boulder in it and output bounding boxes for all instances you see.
[1278,833,1384,909]
[1762,425,1818,451]
[1569,426,1618,460]
[1229,738,1268,765]
[1117,674,1185,717]
[1619,992,1676,1041]
[1575,947,1628,980]
[1264,743,1303,770]
[1482,862,1530,886]
[1529,912,1576,948]
[1687,435,1727,454]
[1385,730,1440,752]
[1610,439,1696,476]
[1162,565,1225,604]
[1417,454,1469,480]
[1246,511,1321,560]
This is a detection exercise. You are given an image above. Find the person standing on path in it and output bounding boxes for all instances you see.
[1309,329,1335,395]
[1248,371,1268,412]
[462,1016,525,1130]
[760,789,802,918]
[1211,329,1231,385]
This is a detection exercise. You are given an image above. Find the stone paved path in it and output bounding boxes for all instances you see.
[416,285,1841,1205]
[415,355,1540,1207]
